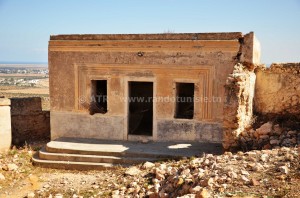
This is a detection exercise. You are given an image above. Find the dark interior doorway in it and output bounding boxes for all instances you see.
[128,82,153,136]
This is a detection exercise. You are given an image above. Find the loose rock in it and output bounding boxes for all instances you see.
[0,173,5,180]
[125,167,141,176]
[142,161,155,169]
[27,192,35,198]
[256,122,273,135]
[278,166,289,174]
[195,188,210,198]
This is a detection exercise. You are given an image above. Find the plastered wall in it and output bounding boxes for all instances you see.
[49,32,260,142]
[0,98,11,152]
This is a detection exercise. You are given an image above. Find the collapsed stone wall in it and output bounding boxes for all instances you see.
[225,63,300,151]
[11,97,50,146]
[223,63,256,150]
[236,63,300,150]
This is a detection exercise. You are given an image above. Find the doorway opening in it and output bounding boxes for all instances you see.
[128,82,153,136]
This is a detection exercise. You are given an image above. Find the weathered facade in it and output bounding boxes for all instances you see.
[49,32,260,143]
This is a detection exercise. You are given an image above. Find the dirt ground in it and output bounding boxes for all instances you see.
[0,142,299,198]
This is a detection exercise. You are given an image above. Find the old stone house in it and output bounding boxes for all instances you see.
[49,32,260,144]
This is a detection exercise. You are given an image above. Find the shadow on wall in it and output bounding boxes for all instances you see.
[10,97,50,146]
[224,63,300,151]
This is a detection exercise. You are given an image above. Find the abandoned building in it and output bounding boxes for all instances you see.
[0,32,297,168]
[48,32,260,144]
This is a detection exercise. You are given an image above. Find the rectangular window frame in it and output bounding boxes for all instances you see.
[90,79,108,115]
[174,82,195,119]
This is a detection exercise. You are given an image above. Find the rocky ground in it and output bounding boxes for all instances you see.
[0,144,299,198]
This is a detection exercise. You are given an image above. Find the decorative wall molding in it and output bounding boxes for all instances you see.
[74,63,214,120]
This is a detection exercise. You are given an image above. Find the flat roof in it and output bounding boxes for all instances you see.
[50,32,243,41]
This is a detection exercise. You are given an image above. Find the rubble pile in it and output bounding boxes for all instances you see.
[114,147,299,197]
[239,122,299,150]
[1,146,298,197]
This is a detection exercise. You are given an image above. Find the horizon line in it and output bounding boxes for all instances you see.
[0,61,48,64]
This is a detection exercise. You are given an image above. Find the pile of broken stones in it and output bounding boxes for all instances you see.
[239,122,299,151]
[117,146,298,198]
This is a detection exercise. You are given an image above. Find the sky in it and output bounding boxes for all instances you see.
[0,0,299,64]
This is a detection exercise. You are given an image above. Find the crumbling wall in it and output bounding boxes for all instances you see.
[255,63,300,118]
[229,63,300,151]
[222,32,260,150]
[0,98,11,152]
[223,64,256,150]
[11,97,50,146]
[233,63,300,150]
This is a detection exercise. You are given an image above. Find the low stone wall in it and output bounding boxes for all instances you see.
[0,98,11,152]
[11,97,50,146]
[255,63,300,118]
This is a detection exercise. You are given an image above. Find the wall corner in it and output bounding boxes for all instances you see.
[241,32,261,66]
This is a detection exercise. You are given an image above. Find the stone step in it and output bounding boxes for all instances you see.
[32,153,116,170]
[45,140,186,159]
[39,148,159,165]
[46,145,177,159]
[32,137,223,170]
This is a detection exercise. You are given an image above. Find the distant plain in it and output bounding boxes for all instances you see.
[0,64,50,109]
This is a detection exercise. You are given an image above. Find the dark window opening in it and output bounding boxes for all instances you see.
[175,82,194,119]
[128,82,153,136]
[90,80,107,115]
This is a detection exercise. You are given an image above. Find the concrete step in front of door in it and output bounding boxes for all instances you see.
[32,137,223,170]
[32,154,116,170]
[38,148,160,165]
[45,142,181,159]
[32,149,169,170]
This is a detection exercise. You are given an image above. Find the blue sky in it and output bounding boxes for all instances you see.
[0,0,299,64]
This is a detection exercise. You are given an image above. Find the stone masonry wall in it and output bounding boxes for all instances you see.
[231,63,300,151]
[223,64,256,150]
[11,97,50,146]
[255,63,300,118]
[222,32,260,150]
[228,63,300,151]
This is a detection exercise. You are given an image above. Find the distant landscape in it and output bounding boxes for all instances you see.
[0,64,50,110]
